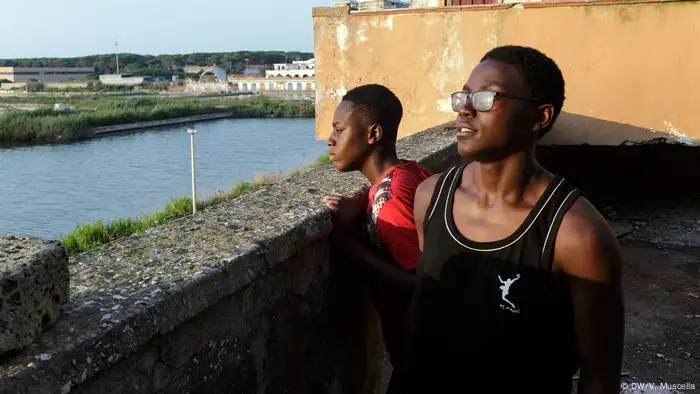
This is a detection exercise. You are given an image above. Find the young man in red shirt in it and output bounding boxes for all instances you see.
[323,84,432,391]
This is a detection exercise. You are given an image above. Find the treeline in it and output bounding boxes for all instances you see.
[0,51,313,77]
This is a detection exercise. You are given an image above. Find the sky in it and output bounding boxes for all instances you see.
[0,0,331,59]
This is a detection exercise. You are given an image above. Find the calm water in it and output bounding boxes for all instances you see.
[0,118,327,240]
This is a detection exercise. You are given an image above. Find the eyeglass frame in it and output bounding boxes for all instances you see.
[450,91,543,112]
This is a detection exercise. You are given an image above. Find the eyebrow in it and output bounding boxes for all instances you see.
[332,121,342,127]
[462,82,505,91]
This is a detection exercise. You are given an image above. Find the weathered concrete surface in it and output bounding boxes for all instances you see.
[313,1,700,146]
[0,236,69,357]
[0,123,459,394]
[73,240,341,394]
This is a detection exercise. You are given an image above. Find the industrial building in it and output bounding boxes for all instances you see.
[98,74,148,86]
[0,66,94,83]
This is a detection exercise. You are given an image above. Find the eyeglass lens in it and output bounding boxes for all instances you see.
[451,91,496,112]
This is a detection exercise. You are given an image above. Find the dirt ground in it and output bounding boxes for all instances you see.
[610,196,700,393]
[615,245,699,393]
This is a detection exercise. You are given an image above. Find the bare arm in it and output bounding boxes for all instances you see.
[554,197,625,394]
[391,174,441,393]
[336,235,416,294]
[414,174,441,251]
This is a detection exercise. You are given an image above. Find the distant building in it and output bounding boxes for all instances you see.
[410,0,443,6]
[99,74,146,86]
[183,66,208,74]
[225,76,316,92]
[244,65,264,76]
[0,66,94,83]
[336,0,410,10]
[197,65,229,83]
[265,59,315,78]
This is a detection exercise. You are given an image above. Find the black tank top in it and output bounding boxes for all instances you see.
[414,162,582,393]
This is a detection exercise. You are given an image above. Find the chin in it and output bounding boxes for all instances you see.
[332,161,350,172]
[457,141,479,159]
[461,147,513,163]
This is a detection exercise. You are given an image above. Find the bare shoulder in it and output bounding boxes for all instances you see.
[413,172,445,250]
[553,196,623,283]
[417,172,443,194]
[414,173,443,209]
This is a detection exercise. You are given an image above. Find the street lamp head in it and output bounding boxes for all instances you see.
[186,128,197,135]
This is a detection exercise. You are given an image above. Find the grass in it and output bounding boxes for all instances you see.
[59,153,331,256]
[0,96,315,143]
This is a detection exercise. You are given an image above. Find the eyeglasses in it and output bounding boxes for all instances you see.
[450,91,541,112]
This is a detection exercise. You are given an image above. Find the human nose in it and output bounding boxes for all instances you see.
[327,131,337,146]
[458,96,475,119]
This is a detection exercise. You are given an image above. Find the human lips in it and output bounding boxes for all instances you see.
[455,123,477,138]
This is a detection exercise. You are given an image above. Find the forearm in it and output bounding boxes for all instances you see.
[342,236,416,294]
[389,279,421,394]
[573,282,625,394]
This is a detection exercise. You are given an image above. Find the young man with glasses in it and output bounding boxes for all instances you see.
[396,45,625,393]
[323,84,432,392]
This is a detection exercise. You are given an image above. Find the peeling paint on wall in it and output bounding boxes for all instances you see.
[654,121,698,145]
[370,15,394,30]
[437,98,454,114]
[337,24,348,52]
[334,87,348,101]
[357,20,369,44]
[482,13,501,49]
[430,13,466,114]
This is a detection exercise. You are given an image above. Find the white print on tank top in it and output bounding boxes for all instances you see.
[498,274,520,314]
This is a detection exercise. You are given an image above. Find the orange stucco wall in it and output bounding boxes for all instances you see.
[312,1,700,145]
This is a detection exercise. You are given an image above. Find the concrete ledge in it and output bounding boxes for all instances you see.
[0,123,459,393]
[91,113,235,136]
[0,236,69,357]
[523,0,691,9]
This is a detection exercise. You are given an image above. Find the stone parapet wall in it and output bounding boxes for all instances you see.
[0,236,69,357]
[0,123,461,394]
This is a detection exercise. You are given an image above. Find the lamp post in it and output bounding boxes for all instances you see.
[186,128,197,214]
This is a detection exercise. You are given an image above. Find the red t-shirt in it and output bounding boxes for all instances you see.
[364,161,432,271]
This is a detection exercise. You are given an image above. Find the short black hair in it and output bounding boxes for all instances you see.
[481,45,565,137]
[342,84,403,146]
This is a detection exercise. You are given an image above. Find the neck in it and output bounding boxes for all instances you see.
[361,149,402,185]
[472,148,543,203]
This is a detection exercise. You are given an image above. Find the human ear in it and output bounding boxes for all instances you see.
[534,104,555,134]
[368,124,383,145]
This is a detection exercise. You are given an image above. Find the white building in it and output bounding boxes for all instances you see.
[265,59,315,78]
[335,0,410,10]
